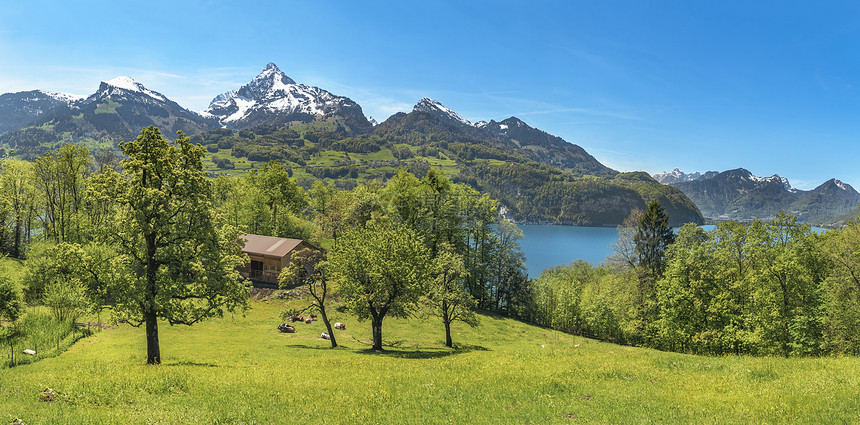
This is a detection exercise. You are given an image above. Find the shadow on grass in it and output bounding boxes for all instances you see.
[285,344,343,351]
[284,343,488,359]
[164,361,222,367]
[355,342,490,359]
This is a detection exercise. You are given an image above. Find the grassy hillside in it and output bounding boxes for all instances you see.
[194,123,703,226]
[2,295,859,424]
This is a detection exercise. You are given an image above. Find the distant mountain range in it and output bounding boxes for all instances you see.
[14,62,860,227]
[365,102,701,226]
[654,168,860,225]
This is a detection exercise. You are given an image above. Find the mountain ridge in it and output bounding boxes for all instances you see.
[658,168,860,224]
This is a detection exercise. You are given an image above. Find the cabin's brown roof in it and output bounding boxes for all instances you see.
[240,234,304,258]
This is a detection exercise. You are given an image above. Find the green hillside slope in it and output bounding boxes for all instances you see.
[2,297,858,424]
[193,122,704,226]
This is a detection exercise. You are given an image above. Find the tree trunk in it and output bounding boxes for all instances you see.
[443,300,453,348]
[319,307,337,348]
[145,230,161,365]
[444,319,452,348]
[145,310,160,364]
[370,311,384,351]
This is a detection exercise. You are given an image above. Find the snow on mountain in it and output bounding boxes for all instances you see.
[0,89,85,133]
[42,90,84,104]
[413,98,472,127]
[98,76,167,102]
[367,116,378,126]
[203,62,370,131]
[834,179,850,191]
[654,168,708,185]
[734,171,796,192]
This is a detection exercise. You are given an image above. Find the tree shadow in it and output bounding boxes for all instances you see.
[164,361,222,367]
[354,344,490,359]
[284,344,342,350]
[283,342,488,359]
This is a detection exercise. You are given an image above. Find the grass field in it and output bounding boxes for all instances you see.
[3,294,859,424]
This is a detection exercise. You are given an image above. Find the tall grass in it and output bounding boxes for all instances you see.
[2,313,88,368]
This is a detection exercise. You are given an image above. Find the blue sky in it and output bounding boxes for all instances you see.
[2,1,860,190]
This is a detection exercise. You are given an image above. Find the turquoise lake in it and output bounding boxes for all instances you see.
[518,224,620,277]
[518,224,823,278]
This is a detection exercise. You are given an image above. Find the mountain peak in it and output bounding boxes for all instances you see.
[202,63,370,131]
[653,168,717,185]
[501,116,527,127]
[250,62,296,89]
[39,90,84,104]
[413,98,472,126]
[98,76,167,102]
[105,76,142,91]
[820,178,855,192]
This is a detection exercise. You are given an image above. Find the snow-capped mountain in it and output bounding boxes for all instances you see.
[0,90,83,134]
[86,76,169,103]
[412,98,473,127]
[653,168,718,185]
[0,77,216,152]
[203,63,371,132]
[666,168,859,222]
[378,100,616,178]
[66,76,217,139]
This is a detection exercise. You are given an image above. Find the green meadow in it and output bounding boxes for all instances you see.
[3,295,860,424]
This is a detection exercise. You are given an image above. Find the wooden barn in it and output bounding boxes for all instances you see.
[239,234,317,285]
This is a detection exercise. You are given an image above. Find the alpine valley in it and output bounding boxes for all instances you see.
[2,63,851,227]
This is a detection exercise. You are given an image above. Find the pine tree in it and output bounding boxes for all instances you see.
[634,200,675,282]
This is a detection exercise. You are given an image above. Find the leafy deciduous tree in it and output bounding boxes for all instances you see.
[330,225,430,351]
[279,247,337,348]
[109,126,248,364]
[428,243,477,347]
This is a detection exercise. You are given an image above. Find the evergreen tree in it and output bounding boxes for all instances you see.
[634,201,675,282]
[633,200,675,337]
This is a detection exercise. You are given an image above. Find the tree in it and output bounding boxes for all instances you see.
[0,274,22,367]
[0,159,37,257]
[428,243,477,347]
[0,274,21,325]
[745,215,825,356]
[109,126,248,364]
[822,220,860,354]
[279,247,337,348]
[609,209,643,270]
[634,200,675,281]
[487,219,528,314]
[632,201,674,337]
[33,144,90,243]
[249,160,308,238]
[329,225,431,351]
[22,242,115,323]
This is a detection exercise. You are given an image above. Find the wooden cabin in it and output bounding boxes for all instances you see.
[239,234,317,286]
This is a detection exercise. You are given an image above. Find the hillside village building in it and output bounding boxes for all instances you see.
[239,234,317,285]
